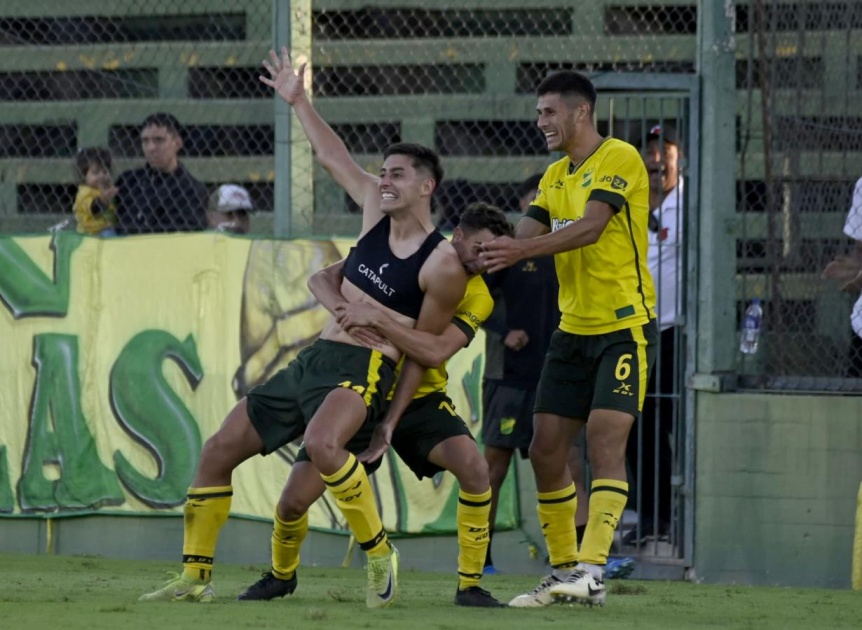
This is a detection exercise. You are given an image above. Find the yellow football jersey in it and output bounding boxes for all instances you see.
[391,274,494,399]
[530,138,656,334]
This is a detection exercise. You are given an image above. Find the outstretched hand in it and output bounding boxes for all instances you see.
[259,46,307,106]
[357,423,394,464]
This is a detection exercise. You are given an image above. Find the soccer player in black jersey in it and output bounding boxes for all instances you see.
[140,48,465,609]
[237,203,512,608]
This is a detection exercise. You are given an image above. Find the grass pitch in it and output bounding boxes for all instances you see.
[1,552,860,630]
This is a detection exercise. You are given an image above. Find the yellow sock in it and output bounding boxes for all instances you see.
[182,485,232,582]
[537,483,578,569]
[272,510,308,580]
[321,453,388,556]
[456,488,492,590]
[579,478,628,565]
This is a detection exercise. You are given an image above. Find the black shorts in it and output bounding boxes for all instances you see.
[534,321,658,420]
[295,391,473,480]
[391,392,474,480]
[481,379,535,457]
[246,339,395,455]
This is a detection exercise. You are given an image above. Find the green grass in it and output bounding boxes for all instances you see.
[1,553,861,630]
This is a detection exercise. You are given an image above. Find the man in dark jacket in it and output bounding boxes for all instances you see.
[115,113,208,234]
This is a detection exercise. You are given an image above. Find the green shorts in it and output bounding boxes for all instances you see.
[481,379,535,458]
[534,321,658,421]
[295,391,473,480]
[391,392,474,480]
[246,339,396,455]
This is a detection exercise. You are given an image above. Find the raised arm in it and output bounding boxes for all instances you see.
[261,47,381,229]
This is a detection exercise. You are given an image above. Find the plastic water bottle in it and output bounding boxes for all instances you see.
[739,299,762,354]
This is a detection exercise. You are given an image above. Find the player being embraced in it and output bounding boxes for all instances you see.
[480,70,658,608]
[235,202,512,608]
[140,47,466,609]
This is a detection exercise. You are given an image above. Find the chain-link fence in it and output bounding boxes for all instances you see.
[0,1,699,238]
[304,1,697,234]
[736,0,862,389]
[0,0,273,235]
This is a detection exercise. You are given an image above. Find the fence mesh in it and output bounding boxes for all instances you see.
[2,0,860,389]
[736,0,862,388]
[0,1,273,235]
[0,1,696,237]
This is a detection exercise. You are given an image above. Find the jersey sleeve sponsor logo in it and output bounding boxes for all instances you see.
[456,309,484,330]
[357,263,395,297]
[598,174,628,191]
[552,217,579,232]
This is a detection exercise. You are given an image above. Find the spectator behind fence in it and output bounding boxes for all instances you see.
[115,113,208,235]
[620,124,684,547]
[208,184,254,234]
[481,174,559,574]
[72,146,118,237]
[822,176,862,377]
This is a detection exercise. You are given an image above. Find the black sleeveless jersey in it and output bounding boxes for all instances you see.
[342,216,445,320]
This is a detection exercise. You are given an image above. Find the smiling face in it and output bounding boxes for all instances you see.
[85,162,112,189]
[452,226,495,275]
[378,153,435,216]
[141,124,182,173]
[642,138,680,194]
[536,92,589,154]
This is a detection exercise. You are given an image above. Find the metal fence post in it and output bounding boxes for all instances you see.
[696,0,738,378]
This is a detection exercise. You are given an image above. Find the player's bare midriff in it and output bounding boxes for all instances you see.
[319,276,415,363]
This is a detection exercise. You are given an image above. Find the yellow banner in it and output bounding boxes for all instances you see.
[0,233,516,534]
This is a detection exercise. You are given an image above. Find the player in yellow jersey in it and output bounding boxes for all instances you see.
[480,70,658,608]
[236,203,512,608]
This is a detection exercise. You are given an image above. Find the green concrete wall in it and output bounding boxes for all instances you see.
[695,392,862,589]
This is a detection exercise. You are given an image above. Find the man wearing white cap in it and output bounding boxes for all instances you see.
[208,183,254,234]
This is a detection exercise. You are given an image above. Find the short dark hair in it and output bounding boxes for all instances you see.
[383,142,444,189]
[516,173,544,200]
[458,202,513,238]
[74,146,112,182]
[537,70,597,112]
[141,112,183,137]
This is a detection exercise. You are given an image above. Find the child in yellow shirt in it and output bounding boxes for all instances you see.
[73,147,118,236]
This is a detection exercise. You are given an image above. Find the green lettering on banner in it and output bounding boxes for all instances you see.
[0,233,81,319]
[0,446,13,513]
[18,334,125,512]
[110,331,203,508]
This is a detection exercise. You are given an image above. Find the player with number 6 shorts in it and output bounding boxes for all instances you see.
[478,70,658,609]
